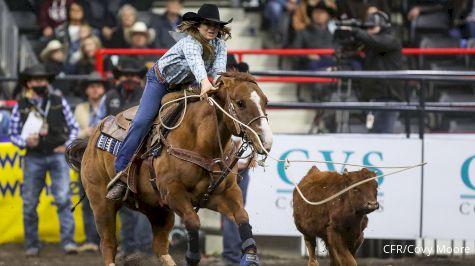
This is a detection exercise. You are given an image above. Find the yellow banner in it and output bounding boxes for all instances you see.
[0,142,86,244]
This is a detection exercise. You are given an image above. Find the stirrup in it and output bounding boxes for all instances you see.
[106,170,128,201]
[106,181,127,201]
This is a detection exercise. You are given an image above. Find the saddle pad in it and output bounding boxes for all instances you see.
[96,133,122,156]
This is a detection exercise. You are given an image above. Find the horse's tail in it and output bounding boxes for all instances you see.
[65,137,89,172]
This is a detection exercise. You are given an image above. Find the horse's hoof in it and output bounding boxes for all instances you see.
[158,254,176,266]
[108,264,116,266]
[240,253,260,266]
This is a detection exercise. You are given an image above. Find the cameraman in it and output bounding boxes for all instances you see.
[342,9,404,133]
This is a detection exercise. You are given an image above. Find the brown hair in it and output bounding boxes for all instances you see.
[176,20,231,61]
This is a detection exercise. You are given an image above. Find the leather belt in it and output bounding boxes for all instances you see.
[154,64,167,84]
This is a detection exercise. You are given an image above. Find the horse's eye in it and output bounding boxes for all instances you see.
[236,100,245,109]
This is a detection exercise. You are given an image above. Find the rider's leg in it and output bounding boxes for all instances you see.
[107,67,168,200]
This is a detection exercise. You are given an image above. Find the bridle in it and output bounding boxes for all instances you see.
[224,91,268,142]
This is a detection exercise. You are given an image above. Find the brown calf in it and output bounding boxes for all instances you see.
[293,167,379,266]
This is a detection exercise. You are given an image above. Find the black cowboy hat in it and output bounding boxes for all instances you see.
[183,4,233,25]
[19,64,56,85]
[80,71,109,90]
[112,57,147,79]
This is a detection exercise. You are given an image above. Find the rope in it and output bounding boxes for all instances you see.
[292,162,426,206]
[159,90,190,130]
[157,93,427,205]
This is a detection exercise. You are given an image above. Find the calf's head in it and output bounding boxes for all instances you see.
[345,168,379,214]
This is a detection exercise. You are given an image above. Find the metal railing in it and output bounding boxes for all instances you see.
[0,0,19,77]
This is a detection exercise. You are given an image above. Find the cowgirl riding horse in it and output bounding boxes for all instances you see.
[72,4,273,266]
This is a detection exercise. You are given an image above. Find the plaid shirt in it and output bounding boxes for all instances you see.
[8,96,79,149]
[158,35,227,84]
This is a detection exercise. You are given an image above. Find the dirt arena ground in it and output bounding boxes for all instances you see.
[1,244,475,266]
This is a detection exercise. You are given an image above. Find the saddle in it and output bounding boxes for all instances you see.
[99,88,200,193]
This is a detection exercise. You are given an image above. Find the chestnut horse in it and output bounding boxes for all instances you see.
[66,72,273,266]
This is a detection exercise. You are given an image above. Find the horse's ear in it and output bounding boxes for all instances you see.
[216,75,235,90]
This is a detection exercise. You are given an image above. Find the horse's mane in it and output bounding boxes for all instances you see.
[219,71,257,85]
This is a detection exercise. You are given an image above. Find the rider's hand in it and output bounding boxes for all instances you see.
[200,78,218,101]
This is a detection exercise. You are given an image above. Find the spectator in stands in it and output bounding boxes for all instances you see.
[126,22,157,68]
[40,39,66,75]
[79,0,116,42]
[54,2,95,68]
[450,0,475,41]
[263,0,299,47]
[73,72,106,253]
[291,2,335,70]
[38,0,73,38]
[347,9,404,133]
[97,58,153,259]
[75,35,111,75]
[151,0,183,49]
[107,4,138,48]
[8,64,79,256]
[291,2,336,102]
[293,0,337,31]
[67,24,96,67]
[40,39,77,99]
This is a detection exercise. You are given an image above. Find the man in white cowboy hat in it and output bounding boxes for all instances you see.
[40,39,65,64]
[127,21,156,48]
[126,21,157,68]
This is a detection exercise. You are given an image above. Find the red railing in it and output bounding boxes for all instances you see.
[96,48,475,83]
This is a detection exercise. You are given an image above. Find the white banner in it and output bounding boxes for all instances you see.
[246,134,422,239]
[423,134,475,239]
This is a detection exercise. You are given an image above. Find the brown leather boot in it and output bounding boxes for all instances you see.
[106,180,127,200]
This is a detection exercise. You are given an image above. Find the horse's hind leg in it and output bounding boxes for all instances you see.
[143,207,176,266]
[86,180,120,266]
[214,186,260,266]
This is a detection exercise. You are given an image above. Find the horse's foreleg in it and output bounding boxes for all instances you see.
[144,207,176,266]
[165,183,201,266]
[215,186,260,266]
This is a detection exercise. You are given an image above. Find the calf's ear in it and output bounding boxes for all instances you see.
[305,165,320,177]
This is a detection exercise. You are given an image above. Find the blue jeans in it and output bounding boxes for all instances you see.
[119,207,153,254]
[115,65,169,173]
[22,153,75,249]
[222,169,250,264]
[78,177,100,245]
